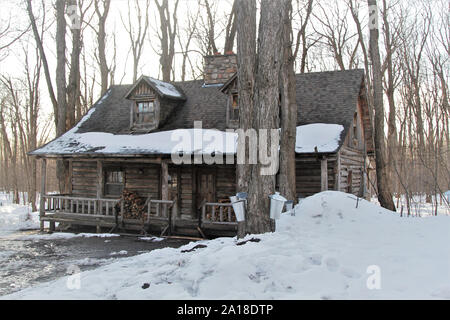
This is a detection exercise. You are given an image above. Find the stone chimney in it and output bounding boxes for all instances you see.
[203,52,237,86]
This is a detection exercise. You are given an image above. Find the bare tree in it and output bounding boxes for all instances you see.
[244,0,289,235]
[236,0,256,238]
[313,1,360,70]
[368,0,396,211]
[154,0,179,82]
[176,8,200,81]
[121,0,150,83]
[293,0,315,73]
[195,0,237,56]
[67,0,93,130]
[223,0,237,53]
[279,0,297,204]
[26,0,58,126]
[94,0,111,95]
[55,0,69,192]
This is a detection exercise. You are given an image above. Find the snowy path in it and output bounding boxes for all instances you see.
[0,231,188,296]
[3,191,449,300]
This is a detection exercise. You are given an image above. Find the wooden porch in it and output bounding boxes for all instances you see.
[38,158,238,238]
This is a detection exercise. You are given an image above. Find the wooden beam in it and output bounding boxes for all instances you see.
[335,152,341,191]
[39,158,47,231]
[161,161,169,201]
[321,157,328,191]
[96,160,104,200]
[67,160,73,194]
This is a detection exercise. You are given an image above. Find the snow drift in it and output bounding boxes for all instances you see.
[3,191,450,300]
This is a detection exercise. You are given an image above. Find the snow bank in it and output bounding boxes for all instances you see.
[0,204,39,232]
[4,191,449,300]
[18,232,120,241]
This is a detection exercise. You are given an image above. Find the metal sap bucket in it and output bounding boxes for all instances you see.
[230,195,245,222]
[269,192,287,220]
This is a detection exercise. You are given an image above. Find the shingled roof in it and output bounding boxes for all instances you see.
[32,69,371,156]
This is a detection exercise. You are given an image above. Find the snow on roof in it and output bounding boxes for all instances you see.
[295,123,344,153]
[145,77,185,100]
[31,119,344,156]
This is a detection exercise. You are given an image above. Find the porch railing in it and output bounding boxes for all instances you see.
[201,202,237,224]
[43,195,121,216]
[145,199,175,222]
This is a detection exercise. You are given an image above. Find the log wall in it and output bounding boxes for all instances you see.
[295,154,336,197]
[72,161,97,198]
[338,146,366,196]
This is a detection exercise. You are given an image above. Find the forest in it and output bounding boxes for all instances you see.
[0,0,448,217]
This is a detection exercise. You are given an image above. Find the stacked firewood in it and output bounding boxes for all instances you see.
[116,189,146,221]
[206,199,236,222]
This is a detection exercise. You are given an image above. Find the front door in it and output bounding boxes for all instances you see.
[196,170,216,207]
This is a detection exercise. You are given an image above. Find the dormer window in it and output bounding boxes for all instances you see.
[125,76,186,133]
[135,101,155,124]
[230,93,239,121]
[226,92,239,128]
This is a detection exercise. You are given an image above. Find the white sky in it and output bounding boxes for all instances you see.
[0,0,446,139]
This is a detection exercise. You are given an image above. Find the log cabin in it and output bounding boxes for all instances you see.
[30,53,375,238]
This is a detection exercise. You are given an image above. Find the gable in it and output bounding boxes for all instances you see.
[125,76,186,101]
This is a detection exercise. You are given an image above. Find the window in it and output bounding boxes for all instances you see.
[104,170,124,196]
[230,93,239,121]
[135,101,155,124]
[353,113,358,141]
[347,170,353,194]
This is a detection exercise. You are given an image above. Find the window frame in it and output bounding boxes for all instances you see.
[104,168,125,197]
[134,100,156,125]
[229,93,240,122]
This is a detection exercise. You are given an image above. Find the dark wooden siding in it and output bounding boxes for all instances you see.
[295,154,336,197]
[123,164,160,199]
[72,161,97,198]
[216,164,236,200]
[180,166,193,216]
[338,146,365,196]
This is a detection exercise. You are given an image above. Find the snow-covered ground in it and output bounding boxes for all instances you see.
[372,194,450,217]
[0,193,40,234]
[3,191,449,300]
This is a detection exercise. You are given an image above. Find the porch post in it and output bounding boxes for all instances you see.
[67,160,73,194]
[96,160,103,218]
[96,160,103,199]
[39,158,47,231]
[161,161,169,217]
[335,152,341,191]
[321,157,328,191]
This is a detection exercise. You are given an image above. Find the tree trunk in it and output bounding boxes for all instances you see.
[245,0,287,235]
[367,0,396,211]
[236,0,257,238]
[279,0,297,203]
[67,0,81,131]
[95,0,111,95]
[56,0,68,193]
